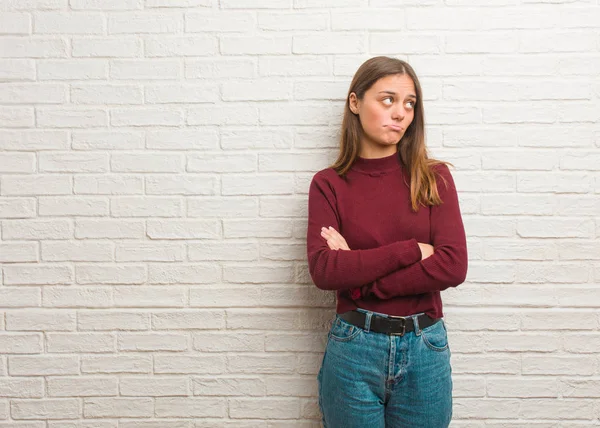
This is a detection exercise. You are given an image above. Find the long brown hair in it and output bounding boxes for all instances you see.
[331,56,449,211]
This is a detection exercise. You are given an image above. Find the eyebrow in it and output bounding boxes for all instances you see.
[378,91,417,99]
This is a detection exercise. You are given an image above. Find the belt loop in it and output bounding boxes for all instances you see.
[412,314,421,336]
[364,311,372,333]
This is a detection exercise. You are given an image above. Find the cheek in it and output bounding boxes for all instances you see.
[360,106,387,131]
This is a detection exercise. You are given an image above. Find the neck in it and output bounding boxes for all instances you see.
[359,141,398,159]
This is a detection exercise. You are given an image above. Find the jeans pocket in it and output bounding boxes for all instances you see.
[328,316,363,343]
[421,319,449,352]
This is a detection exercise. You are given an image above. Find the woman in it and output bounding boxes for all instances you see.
[306,56,468,427]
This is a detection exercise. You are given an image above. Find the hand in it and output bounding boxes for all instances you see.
[320,226,351,251]
[418,243,434,260]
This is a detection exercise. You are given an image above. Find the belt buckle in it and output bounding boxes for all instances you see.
[387,314,407,336]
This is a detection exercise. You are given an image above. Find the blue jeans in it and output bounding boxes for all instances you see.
[317,309,452,428]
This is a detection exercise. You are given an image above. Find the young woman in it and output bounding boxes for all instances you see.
[306,56,468,427]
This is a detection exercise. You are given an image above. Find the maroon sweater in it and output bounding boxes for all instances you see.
[306,152,468,318]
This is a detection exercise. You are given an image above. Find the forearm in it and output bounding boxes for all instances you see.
[359,244,468,298]
[308,238,421,291]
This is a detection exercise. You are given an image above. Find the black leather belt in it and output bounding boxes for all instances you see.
[339,310,441,336]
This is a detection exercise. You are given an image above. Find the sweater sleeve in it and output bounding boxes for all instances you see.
[358,164,468,299]
[306,171,422,291]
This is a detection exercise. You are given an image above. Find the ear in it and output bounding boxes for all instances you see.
[348,92,359,115]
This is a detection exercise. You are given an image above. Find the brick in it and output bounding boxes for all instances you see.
[226,309,298,331]
[224,219,293,238]
[37,108,108,128]
[452,355,520,375]
[293,81,348,101]
[6,311,75,331]
[41,241,113,262]
[223,264,293,284]
[72,37,142,57]
[76,264,146,285]
[518,218,593,238]
[0,334,43,353]
[1,174,71,195]
[0,59,35,80]
[74,175,143,195]
[37,59,107,79]
[120,377,188,396]
[0,378,43,398]
[34,12,104,34]
[230,398,300,419]
[193,332,264,352]
[187,197,257,217]
[0,12,31,34]
[108,12,182,34]
[188,153,256,173]
[70,0,142,9]
[147,264,220,284]
[190,286,261,308]
[40,152,109,173]
[0,106,34,127]
[263,13,327,31]
[111,197,183,217]
[152,310,225,330]
[187,105,259,126]
[47,377,117,397]
[259,152,332,172]
[145,36,217,57]
[222,128,292,150]
[146,129,218,150]
[221,0,289,7]
[47,333,115,353]
[81,355,151,374]
[145,83,219,103]
[222,174,294,195]
[222,80,292,101]
[71,84,143,105]
[522,356,595,375]
[481,194,554,215]
[11,399,80,419]
[154,398,225,418]
[113,287,186,308]
[0,242,38,262]
[410,55,483,77]
[78,311,149,331]
[110,107,183,127]
[74,219,144,239]
[562,379,600,398]
[117,333,187,351]
[0,198,38,218]
[147,0,211,6]
[154,355,225,374]
[147,219,219,239]
[0,0,67,10]
[370,33,440,54]
[293,34,365,54]
[295,0,361,7]
[0,83,66,103]
[73,131,144,150]
[518,399,595,420]
[111,153,183,173]
[483,239,557,261]
[227,354,296,374]
[84,398,153,418]
[115,242,185,262]
[0,130,68,150]
[193,377,265,396]
[0,288,41,308]
[185,11,254,32]
[0,37,67,58]
[43,286,112,309]
[188,241,258,261]
[110,59,180,80]
[39,196,108,216]
[222,35,291,55]
[265,333,325,352]
[258,56,330,77]
[446,33,518,53]
[185,58,255,79]
[9,356,78,376]
[3,264,73,285]
[146,174,217,196]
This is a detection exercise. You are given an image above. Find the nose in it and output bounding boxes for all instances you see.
[391,104,405,121]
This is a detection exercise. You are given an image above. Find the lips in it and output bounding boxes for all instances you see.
[386,124,403,132]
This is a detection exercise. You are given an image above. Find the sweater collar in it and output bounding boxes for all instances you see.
[351,151,402,174]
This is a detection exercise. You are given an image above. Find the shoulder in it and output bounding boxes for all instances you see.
[430,162,457,192]
[311,167,344,187]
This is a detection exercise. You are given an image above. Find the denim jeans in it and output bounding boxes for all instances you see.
[317,308,452,428]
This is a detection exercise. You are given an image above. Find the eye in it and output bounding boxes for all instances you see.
[405,100,415,109]
[382,97,393,105]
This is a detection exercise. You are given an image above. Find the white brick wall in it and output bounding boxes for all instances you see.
[0,0,598,425]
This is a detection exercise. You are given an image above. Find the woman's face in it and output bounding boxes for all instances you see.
[349,73,416,154]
